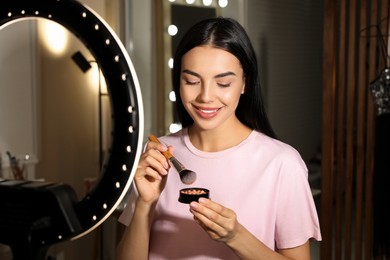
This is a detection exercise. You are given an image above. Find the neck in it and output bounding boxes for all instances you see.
[188,121,252,152]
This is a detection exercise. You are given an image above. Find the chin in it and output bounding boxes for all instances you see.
[192,121,223,131]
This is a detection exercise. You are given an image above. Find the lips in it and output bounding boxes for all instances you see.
[194,105,221,119]
[200,108,218,114]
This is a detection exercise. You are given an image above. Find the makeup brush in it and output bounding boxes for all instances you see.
[148,134,197,185]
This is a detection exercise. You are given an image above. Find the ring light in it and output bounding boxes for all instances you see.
[0,0,144,258]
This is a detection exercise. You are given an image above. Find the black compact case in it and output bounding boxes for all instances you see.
[178,188,210,204]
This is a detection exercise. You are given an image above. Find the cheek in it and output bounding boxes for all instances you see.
[179,86,192,105]
[220,89,242,104]
[180,84,200,102]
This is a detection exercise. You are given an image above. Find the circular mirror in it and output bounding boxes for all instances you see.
[1,18,110,198]
[0,0,144,258]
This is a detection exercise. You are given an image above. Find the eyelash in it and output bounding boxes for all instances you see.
[185,80,199,86]
[184,80,231,88]
[217,83,231,88]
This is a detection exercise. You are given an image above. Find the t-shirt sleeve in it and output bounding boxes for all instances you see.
[118,141,148,226]
[274,150,322,249]
[118,183,138,226]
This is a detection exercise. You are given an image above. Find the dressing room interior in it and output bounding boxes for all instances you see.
[0,0,389,259]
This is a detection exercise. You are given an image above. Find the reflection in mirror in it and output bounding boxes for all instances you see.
[0,18,111,200]
[155,0,225,135]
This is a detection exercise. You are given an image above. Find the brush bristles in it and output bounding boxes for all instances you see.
[181,171,197,185]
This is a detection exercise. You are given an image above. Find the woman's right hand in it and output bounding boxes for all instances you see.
[133,140,172,204]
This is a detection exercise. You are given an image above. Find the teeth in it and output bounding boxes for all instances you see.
[200,109,218,114]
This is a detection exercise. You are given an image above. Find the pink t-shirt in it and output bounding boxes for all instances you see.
[119,129,321,259]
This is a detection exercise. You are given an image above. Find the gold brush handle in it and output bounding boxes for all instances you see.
[148,134,173,159]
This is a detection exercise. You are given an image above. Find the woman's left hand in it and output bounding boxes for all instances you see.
[189,198,239,243]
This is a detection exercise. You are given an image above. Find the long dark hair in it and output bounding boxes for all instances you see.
[172,17,276,139]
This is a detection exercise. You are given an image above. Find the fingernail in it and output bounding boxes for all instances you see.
[189,202,198,208]
[198,198,207,203]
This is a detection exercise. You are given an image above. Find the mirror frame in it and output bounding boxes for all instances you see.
[0,0,143,243]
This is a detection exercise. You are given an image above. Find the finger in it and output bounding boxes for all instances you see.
[143,153,169,176]
[144,166,163,181]
[147,138,175,163]
[147,139,170,155]
[135,162,161,181]
[191,199,234,225]
[190,199,237,235]
[167,145,174,155]
[189,201,225,230]
[193,216,222,240]
[141,147,170,171]
[198,198,233,218]
[192,211,228,241]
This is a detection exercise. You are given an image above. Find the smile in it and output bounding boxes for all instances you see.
[200,108,218,114]
[194,106,221,119]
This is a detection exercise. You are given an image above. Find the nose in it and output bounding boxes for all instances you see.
[198,81,214,102]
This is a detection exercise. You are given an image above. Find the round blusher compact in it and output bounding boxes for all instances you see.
[178,188,210,204]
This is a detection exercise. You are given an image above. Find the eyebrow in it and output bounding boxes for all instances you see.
[182,69,237,79]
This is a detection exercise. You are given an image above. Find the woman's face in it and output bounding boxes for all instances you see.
[180,45,245,131]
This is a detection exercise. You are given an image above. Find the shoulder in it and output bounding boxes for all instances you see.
[249,131,308,173]
[251,131,302,158]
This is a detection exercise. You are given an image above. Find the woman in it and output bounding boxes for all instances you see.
[116,17,321,259]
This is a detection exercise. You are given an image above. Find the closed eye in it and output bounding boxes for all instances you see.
[217,83,231,87]
[185,80,199,86]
